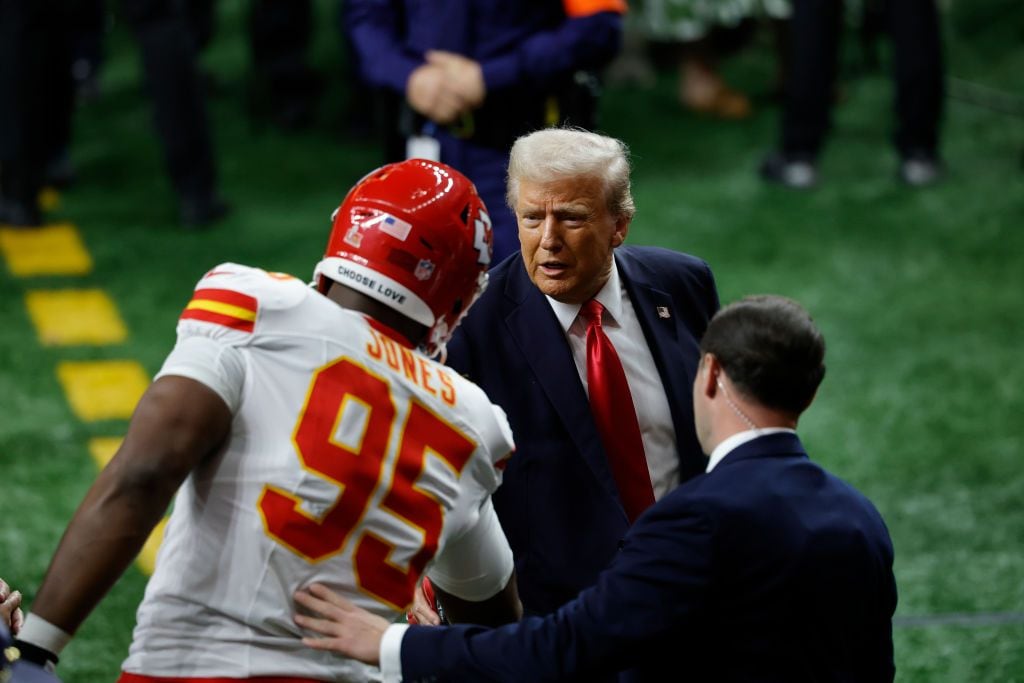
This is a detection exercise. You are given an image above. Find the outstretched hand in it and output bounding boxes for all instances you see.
[294,584,390,665]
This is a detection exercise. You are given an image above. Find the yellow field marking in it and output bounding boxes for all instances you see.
[87,436,123,469]
[12,218,166,576]
[0,223,92,276]
[57,360,150,421]
[25,289,128,346]
[137,517,168,577]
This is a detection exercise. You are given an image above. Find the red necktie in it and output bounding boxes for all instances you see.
[580,299,655,522]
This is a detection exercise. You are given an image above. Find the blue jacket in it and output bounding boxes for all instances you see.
[400,432,898,682]
[445,246,719,616]
[345,0,622,99]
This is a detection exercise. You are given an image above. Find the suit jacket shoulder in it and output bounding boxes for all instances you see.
[615,245,719,339]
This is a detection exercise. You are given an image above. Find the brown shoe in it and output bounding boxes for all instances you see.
[684,85,752,119]
[679,60,752,120]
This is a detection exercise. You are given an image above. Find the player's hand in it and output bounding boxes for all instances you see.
[0,577,25,634]
[406,576,442,626]
[406,63,471,125]
[294,583,388,665]
[425,51,486,109]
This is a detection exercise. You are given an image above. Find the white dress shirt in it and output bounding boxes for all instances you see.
[545,258,679,499]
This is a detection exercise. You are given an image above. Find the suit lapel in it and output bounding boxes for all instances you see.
[502,264,625,509]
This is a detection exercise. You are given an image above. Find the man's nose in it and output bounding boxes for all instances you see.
[539,216,562,250]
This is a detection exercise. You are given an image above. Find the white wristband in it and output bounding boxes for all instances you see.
[18,614,73,656]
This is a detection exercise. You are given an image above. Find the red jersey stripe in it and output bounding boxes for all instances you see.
[180,307,256,333]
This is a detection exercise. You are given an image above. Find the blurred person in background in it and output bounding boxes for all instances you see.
[759,0,945,189]
[0,0,78,227]
[120,0,230,227]
[635,0,790,119]
[344,0,626,264]
[246,0,325,131]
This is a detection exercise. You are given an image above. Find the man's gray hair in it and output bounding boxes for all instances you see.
[506,127,636,220]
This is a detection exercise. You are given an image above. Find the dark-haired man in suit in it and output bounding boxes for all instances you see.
[294,294,897,682]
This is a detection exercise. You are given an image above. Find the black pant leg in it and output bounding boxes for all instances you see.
[121,0,217,200]
[248,0,318,127]
[186,0,216,50]
[0,0,74,212]
[888,0,945,156]
[781,0,844,157]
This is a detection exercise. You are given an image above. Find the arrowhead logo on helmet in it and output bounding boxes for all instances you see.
[314,159,493,358]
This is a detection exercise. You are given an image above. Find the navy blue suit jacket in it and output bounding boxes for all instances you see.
[401,432,897,682]
[445,246,719,615]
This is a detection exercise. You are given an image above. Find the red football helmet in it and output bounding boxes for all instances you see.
[314,159,493,357]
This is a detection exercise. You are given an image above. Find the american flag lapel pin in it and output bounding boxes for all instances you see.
[657,306,670,319]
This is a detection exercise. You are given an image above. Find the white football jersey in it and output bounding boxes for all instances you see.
[122,263,515,681]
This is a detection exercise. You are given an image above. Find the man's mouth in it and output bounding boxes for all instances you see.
[538,261,569,275]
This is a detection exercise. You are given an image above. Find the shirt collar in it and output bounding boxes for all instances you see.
[705,427,797,473]
[545,257,623,333]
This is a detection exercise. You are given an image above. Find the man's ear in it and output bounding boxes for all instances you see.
[611,215,630,248]
[700,353,720,399]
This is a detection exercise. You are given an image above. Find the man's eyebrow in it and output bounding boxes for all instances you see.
[553,204,591,215]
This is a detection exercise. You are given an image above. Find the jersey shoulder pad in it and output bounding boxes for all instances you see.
[178,263,308,338]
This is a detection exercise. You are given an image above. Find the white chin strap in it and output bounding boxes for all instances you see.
[314,257,435,327]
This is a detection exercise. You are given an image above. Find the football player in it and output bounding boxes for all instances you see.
[16,160,521,682]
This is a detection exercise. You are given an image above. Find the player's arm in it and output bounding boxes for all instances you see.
[426,496,521,627]
[431,571,519,628]
[295,499,715,680]
[18,376,231,660]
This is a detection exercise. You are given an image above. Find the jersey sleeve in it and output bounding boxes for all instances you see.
[459,382,516,496]
[156,336,246,413]
[154,263,266,412]
[427,496,514,602]
[423,377,516,601]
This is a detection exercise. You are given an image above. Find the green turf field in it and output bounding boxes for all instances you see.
[2,1,1023,680]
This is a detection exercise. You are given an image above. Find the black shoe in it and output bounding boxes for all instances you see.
[899,150,942,187]
[0,198,43,227]
[180,193,231,229]
[759,151,819,190]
